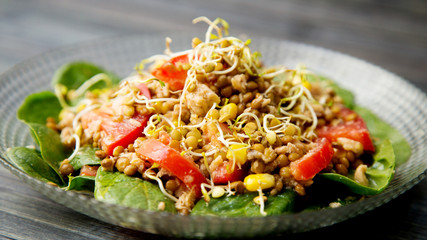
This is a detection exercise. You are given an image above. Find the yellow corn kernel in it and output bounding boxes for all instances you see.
[302,79,311,90]
[226,144,248,165]
[244,174,275,192]
[219,103,238,123]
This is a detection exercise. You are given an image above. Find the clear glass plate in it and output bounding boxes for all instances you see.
[0,33,426,238]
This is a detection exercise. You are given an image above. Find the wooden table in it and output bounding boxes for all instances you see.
[1,0,426,239]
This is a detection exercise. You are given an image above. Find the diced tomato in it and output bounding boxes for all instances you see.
[81,83,151,156]
[99,112,149,156]
[151,54,189,91]
[158,130,171,146]
[136,138,208,198]
[212,161,246,184]
[82,110,149,156]
[316,106,375,152]
[80,165,99,176]
[136,83,151,99]
[290,138,334,181]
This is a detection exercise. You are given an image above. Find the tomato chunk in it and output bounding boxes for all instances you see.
[80,165,99,176]
[82,110,149,156]
[151,54,189,91]
[136,138,208,198]
[290,138,334,181]
[317,107,375,152]
[101,112,149,155]
[81,83,151,156]
[212,161,246,184]
[136,82,151,99]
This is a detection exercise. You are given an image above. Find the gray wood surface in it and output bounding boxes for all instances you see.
[1,0,426,239]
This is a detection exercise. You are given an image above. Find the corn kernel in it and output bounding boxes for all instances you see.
[219,103,238,123]
[302,80,311,90]
[226,144,248,165]
[244,174,275,192]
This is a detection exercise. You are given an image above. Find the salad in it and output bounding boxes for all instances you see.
[7,17,411,216]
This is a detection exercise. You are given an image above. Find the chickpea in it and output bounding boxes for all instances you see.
[116,157,130,172]
[101,157,115,171]
[59,160,74,176]
[124,165,137,176]
[95,150,107,159]
[186,129,202,140]
[170,129,183,141]
[185,136,198,149]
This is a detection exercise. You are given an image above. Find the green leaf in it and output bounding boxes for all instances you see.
[52,61,121,90]
[16,91,66,184]
[52,61,121,106]
[68,146,101,170]
[354,106,411,166]
[26,123,66,183]
[320,140,395,195]
[17,91,62,124]
[66,175,95,192]
[6,147,63,185]
[306,74,355,109]
[191,190,296,217]
[94,169,176,213]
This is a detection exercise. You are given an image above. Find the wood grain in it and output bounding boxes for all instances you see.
[0,0,426,239]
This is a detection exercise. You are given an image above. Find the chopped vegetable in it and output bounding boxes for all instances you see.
[151,54,189,91]
[136,138,208,198]
[290,138,334,181]
[317,106,375,152]
[212,161,246,184]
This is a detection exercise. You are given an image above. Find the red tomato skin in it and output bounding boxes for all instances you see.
[81,110,149,156]
[81,83,151,156]
[151,54,189,91]
[80,165,99,176]
[136,83,151,99]
[100,113,149,156]
[212,162,246,184]
[290,138,334,181]
[317,107,375,152]
[136,139,208,198]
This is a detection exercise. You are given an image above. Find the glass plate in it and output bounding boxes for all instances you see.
[0,33,426,238]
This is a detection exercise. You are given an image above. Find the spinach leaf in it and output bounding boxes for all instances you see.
[191,190,296,217]
[6,147,63,185]
[320,140,395,195]
[67,175,95,192]
[16,90,66,171]
[26,123,66,182]
[94,170,176,213]
[52,61,121,105]
[306,74,355,109]
[17,91,62,124]
[355,106,411,166]
[68,146,101,170]
[16,91,66,184]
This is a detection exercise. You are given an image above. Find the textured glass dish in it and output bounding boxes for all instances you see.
[0,33,426,238]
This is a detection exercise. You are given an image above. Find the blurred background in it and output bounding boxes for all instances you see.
[1,0,426,239]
